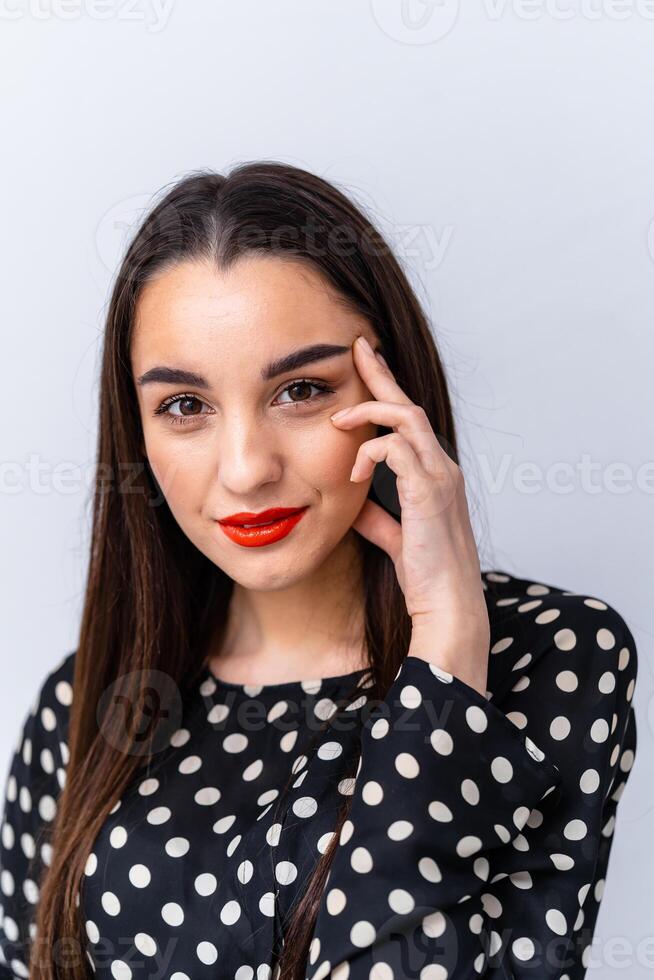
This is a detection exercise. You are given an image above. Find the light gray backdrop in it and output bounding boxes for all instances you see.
[1,1,652,975]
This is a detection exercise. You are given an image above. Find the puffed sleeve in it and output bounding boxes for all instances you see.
[0,651,74,978]
[304,594,638,980]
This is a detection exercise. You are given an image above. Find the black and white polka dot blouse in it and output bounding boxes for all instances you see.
[0,569,638,979]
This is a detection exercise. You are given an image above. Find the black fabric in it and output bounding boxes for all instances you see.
[0,569,638,979]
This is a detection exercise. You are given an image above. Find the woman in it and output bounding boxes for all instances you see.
[0,162,638,980]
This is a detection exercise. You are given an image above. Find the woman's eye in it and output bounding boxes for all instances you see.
[153,379,335,428]
[154,395,213,426]
[275,380,335,407]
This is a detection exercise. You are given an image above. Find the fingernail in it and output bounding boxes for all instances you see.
[357,335,373,354]
[375,350,388,368]
[331,408,350,420]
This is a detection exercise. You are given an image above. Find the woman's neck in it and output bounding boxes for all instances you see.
[206,542,368,685]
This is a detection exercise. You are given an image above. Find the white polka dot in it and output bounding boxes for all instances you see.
[389,888,415,914]
[535,607,559,625]
[196,941,218,964]
[580,769,600,794]
[590,719,609,743]
[134,932,157,956]
[223,733,248,753]
[465,706,487,733]
[259,891,275,917]
[597,628,616,650]
[195,873,217,896]
[237,861,254,884]
[430,729,454,755]
[556,671,578,692]
[350,920,376,948]
[220,900,241,925]
[213,814,237,834]
[292,797,318,819]
[128,864,151,888]
[554,628,576,651]
[481,893,503,918]
[461,779,480,806]
[101,892,121,916]
[456,835,482,858]
[138,778,159,796]
[564,819,588,841]
[395,752,420,778]
[362,781,383,805]
[371,718,390,739]
[109,826,127,848]
[428,801,453,822]
[275,861,298,885]
[419,857,441,883]
[512,936,535,960]
[550,853,575,871]
[326,888,347,915]
[178,755,202,774]
[546,909,567,935]
[400,684,422,709]
[161,903,184,926]
[55,681,73,706]
[318,741,343,760]
[550,716,571,740]
[146,806,171,825]
[351,847,373,872]
[423,910,447,938]
[195,786,221,806]
[491,757,513,783]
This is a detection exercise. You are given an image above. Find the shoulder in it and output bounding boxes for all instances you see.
[8,649,77,782]
[28,647,75,733]
[480,567,638,702]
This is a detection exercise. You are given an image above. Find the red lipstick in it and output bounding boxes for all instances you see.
[216,506,309,548]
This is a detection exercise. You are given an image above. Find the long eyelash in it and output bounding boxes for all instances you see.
[278,379,336,406]
[152,379,336,427]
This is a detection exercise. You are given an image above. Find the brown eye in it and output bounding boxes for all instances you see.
[171,397,203,416]
[275,379,335,407]
[154,393,213,427]
[286,382,313,403]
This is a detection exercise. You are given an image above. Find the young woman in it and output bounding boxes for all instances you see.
[0,162,638,980]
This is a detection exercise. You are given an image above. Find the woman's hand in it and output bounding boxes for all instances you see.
[330,334,490,697]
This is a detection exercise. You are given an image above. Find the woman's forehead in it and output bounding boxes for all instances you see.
[131,255,370,372]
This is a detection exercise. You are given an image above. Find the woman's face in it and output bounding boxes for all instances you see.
[130,254,379,592]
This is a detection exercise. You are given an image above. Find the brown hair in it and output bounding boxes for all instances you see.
[29,161,464,979]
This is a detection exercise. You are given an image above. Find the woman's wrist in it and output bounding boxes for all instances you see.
[407,621,490,697]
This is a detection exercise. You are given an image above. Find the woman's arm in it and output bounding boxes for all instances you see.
[0,651,74,978]
[303,597,638,980]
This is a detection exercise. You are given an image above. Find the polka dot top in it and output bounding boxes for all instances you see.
[0,569,639,979]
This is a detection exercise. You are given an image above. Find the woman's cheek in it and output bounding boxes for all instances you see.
[303,421,376,491]
[146,439,207,513]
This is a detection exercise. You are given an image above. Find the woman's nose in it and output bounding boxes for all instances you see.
[212,423,281,494]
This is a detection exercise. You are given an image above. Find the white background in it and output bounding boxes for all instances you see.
[1,1,652,974]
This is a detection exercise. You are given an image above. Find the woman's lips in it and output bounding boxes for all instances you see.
[216,506,309,548]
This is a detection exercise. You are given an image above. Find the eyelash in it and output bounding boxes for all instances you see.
[152,379,336,427]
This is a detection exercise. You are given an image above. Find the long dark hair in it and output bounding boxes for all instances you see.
[29,161,465,979]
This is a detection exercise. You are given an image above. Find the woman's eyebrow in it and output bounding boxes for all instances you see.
[135,343,350,389]
[261,342,349,381]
